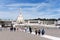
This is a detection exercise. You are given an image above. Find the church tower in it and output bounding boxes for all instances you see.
[16,8,24,24]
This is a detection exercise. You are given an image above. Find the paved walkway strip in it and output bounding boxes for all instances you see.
[31,32,60,40]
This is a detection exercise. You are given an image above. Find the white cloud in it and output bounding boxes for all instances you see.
[0,11,19,20]
[0,1,60,19]
[5,3,38,7]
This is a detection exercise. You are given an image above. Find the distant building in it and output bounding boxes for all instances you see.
[0,8,60,28]
[25,18,57,25]
[13,9,60,27]
[0,20,12,27]
[56,19,60,26]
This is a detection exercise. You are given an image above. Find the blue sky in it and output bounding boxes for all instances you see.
[0,0,60,20]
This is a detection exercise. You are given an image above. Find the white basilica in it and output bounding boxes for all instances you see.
[12,9,60,28]
[16,12,24,24]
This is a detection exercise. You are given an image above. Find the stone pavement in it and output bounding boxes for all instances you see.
[31,32,60,40]
[0,28,60,40]
[0,31,50,40]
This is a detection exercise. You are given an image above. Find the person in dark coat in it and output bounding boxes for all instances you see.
[10,27,13,31]
[14,28,16,31]
[29,26,32,33]
[35,29,37,35]
[41,29,45,35]
[38,29,41,35]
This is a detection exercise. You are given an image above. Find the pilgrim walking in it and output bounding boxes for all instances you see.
[41,28,45,35]
[38,29,41,35]
[29,26,32,33]
[35,29,38,35]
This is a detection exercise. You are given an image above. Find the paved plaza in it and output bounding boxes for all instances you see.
[0,28,60,40]
[0,30,49,40]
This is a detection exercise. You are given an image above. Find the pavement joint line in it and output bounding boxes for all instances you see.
[30,32,60,40]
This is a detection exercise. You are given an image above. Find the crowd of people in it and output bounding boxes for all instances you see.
[35,28,45,35]
[24,26,45,35]
[10,27,16,31]
[0,26,45,35]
